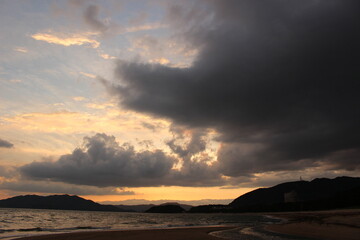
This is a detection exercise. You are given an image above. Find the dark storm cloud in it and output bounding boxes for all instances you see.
[21,133,222,187]
[0,163,134,196]
[107,0,360,176]
[83,4,108,33]
[0,138,13,148]
[0,181,134,196]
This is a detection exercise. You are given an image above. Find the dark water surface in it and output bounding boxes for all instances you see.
[0,208,311,240]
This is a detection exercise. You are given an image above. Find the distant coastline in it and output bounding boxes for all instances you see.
[1,176,359,213]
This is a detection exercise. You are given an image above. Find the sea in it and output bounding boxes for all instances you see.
[0,208,312,240]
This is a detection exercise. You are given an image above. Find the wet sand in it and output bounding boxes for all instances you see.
[15,226,234,240]
[266,209,360,240]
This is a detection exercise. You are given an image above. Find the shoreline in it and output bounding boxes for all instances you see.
[13,226,236,240]
[8,209,360,240]
[265,209,360,240]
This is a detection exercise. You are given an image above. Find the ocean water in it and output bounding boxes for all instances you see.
[0,208,311,240]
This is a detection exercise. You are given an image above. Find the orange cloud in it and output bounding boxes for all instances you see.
[79,72,97,78]
[0,107,172,167]
[100,53,116,60]
[149,57,170,65]
[13,47,28,53]
[72,96,87,101]
[32,32,100,48]
[86,102,115,109]
[0,108,170,138]
[125,23,165,33]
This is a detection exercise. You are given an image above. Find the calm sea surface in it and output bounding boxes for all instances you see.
[0,208,311,240]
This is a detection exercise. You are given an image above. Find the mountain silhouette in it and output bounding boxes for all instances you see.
[229,176,360,212]
[0,194,125,212]
[115,202,192,212]
[145,204,185,213]
[1,176,359,213]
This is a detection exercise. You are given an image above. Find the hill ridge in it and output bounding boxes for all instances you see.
[229,176,360,211]
[0,194,125,212]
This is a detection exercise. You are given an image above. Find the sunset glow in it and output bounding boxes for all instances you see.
[1,0,359,205]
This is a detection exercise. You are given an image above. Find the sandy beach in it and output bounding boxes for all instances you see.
[15,226,234,240]
[266,209,360,240]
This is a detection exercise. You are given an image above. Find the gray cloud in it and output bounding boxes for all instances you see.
[226,169,360,189]
[141,121,162,132]
[0,163,134,196]
[0,164,134,196]
[163,126,223,186]
[0,180,134,196]
[83,4,108,33]
[0,138,13,148]
[0,166,16,178]
[106,0,360,177]
[166,125,207,160]
[21,133,222,187]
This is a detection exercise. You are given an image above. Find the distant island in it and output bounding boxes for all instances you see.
[115,202,192,212]
[1,176,359,213]
[146,204,185,213]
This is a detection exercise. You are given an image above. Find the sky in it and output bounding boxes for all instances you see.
[0,0,359,205]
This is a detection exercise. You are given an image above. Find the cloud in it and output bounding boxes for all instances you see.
[21,133,222,187]
[0,138,14,148]
[99,53,116,60]
[0,166,16,179]
[227,168,360,189]
[32,32,100,48]
[129,35,159,54]
[127,34,197,68]
[79,72,97,78]
[149,57,170,65]
[125,23,165,33]
[82,4,164,37]
[0,108,169,144]
[106,0,360,178]
[86,102,114,109]
[83,5,109,34]
[72,96,86,102]
[2,111,84,134]
[13,47,28,53]
[166,126,207,160]
[9,79,22,83]
[0,180,134,196]
[141,122,162,132]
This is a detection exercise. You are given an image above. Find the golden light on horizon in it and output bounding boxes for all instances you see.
[82,186,255,203]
